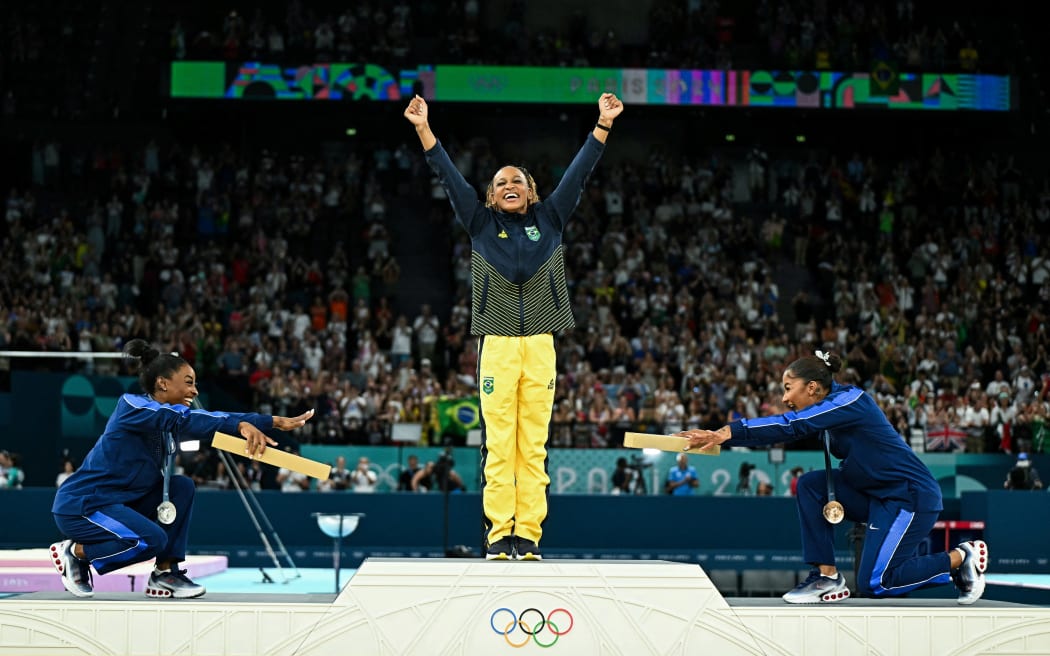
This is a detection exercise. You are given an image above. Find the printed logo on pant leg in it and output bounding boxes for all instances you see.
[483,377,495,394]
[548,379,555,390]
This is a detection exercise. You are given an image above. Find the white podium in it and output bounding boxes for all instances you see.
[1,558,1049,655]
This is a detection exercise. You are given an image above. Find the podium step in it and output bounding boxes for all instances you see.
[1,558,1048,655]
[0,549,228,593]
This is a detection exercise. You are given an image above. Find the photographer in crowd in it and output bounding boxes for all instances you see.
[611,457,633,494]
[736,462,757,495]
[611,455,649,495]
[412,448,465,493]
[1004,453,1043,490]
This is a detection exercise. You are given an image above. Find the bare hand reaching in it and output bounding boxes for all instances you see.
[239,409,314,457]
[273,409,315,431]
[675,428,728,452]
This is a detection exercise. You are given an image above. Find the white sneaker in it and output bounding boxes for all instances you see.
[955,540,988,605]
[49,540,93,598]
[782,570,851,604]
[145,568,206,599]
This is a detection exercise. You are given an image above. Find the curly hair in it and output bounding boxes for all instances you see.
[124,338,189,394]
[484,166,541,209]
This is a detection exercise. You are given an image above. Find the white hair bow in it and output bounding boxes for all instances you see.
[815,350,831,367]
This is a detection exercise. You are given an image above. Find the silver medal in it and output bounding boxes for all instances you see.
[157,501,177,525]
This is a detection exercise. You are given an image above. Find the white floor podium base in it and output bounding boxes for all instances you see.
[1,558,1048,655]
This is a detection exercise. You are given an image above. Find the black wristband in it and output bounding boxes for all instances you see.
[594,122,611,132]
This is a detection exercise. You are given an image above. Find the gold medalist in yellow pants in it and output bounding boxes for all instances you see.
[478,334,555,548]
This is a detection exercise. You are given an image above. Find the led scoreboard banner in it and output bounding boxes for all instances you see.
[170,61,1013,112]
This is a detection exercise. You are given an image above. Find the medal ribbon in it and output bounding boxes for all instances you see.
[162,432,175,507]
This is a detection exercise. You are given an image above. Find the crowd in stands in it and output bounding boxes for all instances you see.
[161,0,1008,74]
[4,117,1049,458]
[2,1,1037,126]
[155,0,1007,73]
[1,3,1048,493]
[0,450,25,489]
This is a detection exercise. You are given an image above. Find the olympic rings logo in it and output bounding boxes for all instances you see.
[489,607,574,648]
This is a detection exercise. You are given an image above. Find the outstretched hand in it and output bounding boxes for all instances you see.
[238,409,314,457]
[675,428,726,452]
[404,94,428,126]
[273,408,315,431]
[598,93,624,123]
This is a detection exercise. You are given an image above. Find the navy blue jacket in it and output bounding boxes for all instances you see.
[53,394,271,515]
[726,382,943,512]
[425,135,605,336]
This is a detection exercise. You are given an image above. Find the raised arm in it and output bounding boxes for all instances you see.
[545,93,625,223]
[404,94,437,151]
[406,94,485,231]
[592,92,623,144]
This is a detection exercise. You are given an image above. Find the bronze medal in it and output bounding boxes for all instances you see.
[822,500,845,524]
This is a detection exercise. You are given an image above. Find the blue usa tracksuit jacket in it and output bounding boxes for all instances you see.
[725,382,954,597]
[53,393,271,574]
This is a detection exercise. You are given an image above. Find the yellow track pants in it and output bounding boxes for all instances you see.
[477,334,555,547]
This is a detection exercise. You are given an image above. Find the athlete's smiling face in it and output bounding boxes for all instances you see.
[155,364,199,407]
[489,167,531,214]
[781,370,823,412]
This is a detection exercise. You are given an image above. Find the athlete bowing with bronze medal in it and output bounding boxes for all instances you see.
[678,351,989,605]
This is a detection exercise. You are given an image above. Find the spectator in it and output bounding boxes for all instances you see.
[736,462,756,495]
[398,454,422,491]
[412,303,440,365]
[1004,453,1043,490]
[319,455,351,492]
[789,466,805,496]
[56,458,76,487]
[665,453,699,496]
[411,457,465,493]
[277,446,311,493]
[0,451,24,489]
[610,457,633,495]
[349,456,378,493]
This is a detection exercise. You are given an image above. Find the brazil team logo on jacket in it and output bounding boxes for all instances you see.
[482,376,495,395]
[525,225,541,241]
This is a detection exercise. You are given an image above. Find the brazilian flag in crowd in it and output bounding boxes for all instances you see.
[432,396,481,441]
[870,58,900,96]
